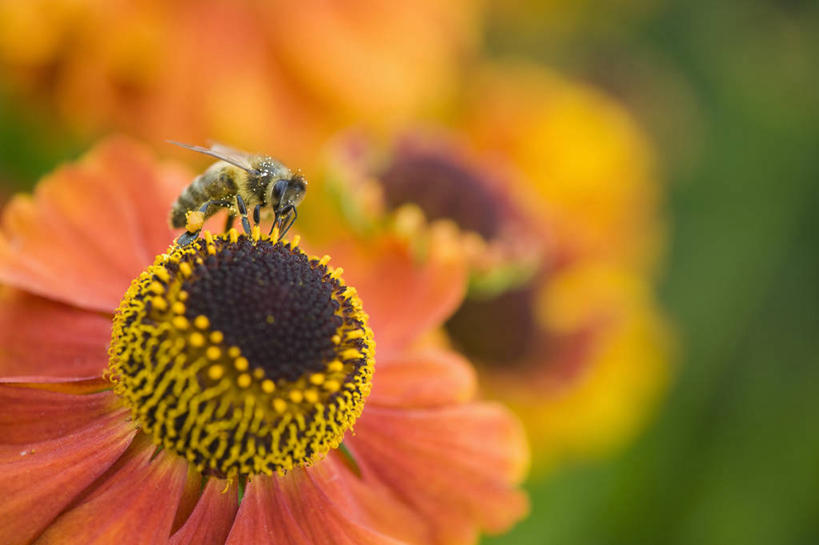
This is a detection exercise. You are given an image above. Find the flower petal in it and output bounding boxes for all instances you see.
[0,386,117,444]
[34,439,189,545]
[368,348,477,408]
[0,288,110,379]
[170,478,238,545]
[330,236,467,359]
[291,456,428,545]
[168,467,203,538]
[349,403,529,545]
[0,405,135,545]
[0,137,181,312]
[227,455,427,545]
[85,136,190,258]
[225,474,310,545]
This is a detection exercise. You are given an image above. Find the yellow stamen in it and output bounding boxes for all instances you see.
[148,282,165,295]
[234,357,249,372]
[206,346,221,360]
[341,349,362,360]
[189,332,205,347]
[194,315,210,329]
[304,389,319,403]
[273,398,287,413]
[154,268,170,283]
[324,380,340,393]
[237,374,252,388]
[172,316,189,330]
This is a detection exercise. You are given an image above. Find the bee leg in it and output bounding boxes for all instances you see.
[223,213,236,233]
[252,204,262,226]
[201,200,233,213]
[177,230,201,246]
[178,199,233,245]
[278,206,298,240]
[235,194,252,235]
[270,206,286,237]
[283,208,297,239]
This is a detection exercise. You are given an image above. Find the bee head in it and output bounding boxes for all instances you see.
[267,174,307,209]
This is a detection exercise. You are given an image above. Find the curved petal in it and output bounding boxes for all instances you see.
[295,455,427,545]
[368,348,477,408]
[168,467,204,538]
[329,236,467,359]
[0,137,181,312]
[34,439,189,545]
[349,403,529,545]
[170,479,238,545]
[227,455,427,545]
[0,404,135,545]
[225,474,311,545]
[0,288,110,379]
[0,386,117,444]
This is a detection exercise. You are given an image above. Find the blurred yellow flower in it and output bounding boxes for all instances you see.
[0,0,478,164]
[458,63,664,273]
[325,63,671,473]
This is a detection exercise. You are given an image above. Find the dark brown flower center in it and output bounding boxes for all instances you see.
[445,283,539,365]
[181,239,344,382]
[380,150,505,239]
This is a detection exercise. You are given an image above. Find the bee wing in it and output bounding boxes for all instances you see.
[168,141,258,173]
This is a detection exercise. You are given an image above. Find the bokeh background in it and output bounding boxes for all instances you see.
[0,0,817,544]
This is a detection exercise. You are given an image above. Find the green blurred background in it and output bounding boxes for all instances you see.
[483,0,819,543]
[0,0,817,544]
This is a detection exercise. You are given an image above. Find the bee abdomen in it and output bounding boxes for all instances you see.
[170,177,208,228]
[169,166,239,228]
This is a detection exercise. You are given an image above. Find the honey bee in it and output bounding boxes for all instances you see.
[169,141,307,245]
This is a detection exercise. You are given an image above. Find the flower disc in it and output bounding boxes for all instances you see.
[108,229,374,478]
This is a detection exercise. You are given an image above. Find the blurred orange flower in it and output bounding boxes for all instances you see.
[0,138,527,544]
[325,63,671,472]
[0,0,478,165]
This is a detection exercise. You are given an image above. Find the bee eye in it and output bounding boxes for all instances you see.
[272,179,290,199]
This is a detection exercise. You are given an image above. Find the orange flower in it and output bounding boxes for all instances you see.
[325,63,671,473]
[0,137,527,544]
[0,0,478,165]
